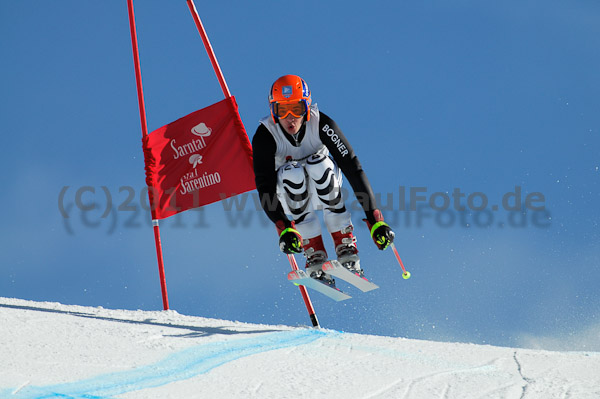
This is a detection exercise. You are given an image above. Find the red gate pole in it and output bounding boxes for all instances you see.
[287,255,320,327]
[127,0,169,310]
[186,0,231,99]
[186,0,319,327]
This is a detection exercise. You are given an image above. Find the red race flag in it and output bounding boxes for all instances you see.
[142,96,255,219]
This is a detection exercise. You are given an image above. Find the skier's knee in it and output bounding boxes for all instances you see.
[278,162,307,187]
[304,153,336,183]
[278,162,309,203]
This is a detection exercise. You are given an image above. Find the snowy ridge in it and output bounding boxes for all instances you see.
[1,297,599,398]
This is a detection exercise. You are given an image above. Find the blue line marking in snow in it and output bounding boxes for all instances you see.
[1,329,331,399]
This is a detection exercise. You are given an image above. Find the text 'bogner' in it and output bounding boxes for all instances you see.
[322,124,348,157]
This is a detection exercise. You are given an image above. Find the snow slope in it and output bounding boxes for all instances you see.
[0,297,598,399]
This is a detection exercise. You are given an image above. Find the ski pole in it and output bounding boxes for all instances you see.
[390,243,411,279]
[287,254,320,327]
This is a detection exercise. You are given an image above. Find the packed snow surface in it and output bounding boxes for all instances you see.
[1,297,599,398]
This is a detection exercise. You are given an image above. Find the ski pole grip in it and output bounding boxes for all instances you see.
[279,227,300,238]
[369,221,387,238]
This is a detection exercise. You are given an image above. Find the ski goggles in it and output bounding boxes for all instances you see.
[274,100,307,119]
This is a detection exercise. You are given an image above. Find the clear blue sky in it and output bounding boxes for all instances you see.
[2,0,599,350]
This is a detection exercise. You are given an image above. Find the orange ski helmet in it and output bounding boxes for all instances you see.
[269,75,312,123]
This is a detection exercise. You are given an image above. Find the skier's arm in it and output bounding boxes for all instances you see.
[318,112,395,249]
[318,112,379,225]
[251,124,292,229]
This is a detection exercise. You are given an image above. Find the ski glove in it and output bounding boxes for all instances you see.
[364,209,395,250]
[279,228,303,254]
[276,220,303,254]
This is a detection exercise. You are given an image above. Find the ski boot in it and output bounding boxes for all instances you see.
[303,235,336,288]
[332,225,363,277]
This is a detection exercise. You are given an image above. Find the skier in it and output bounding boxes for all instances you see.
[252,74,395,286]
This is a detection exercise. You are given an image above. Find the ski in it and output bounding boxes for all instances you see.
[321,260,379,292]
[287,270,351,301]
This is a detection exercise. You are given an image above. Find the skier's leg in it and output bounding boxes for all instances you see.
[303,153,352,230]
[276,161,321,238]
[304,153,361,273]
[277,161,333,284]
